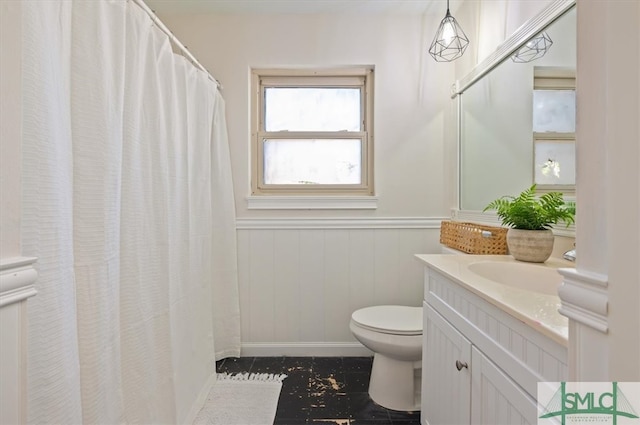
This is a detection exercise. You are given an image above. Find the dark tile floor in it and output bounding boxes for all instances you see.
[215,356,421,425]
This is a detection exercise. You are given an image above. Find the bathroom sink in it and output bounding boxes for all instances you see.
[467,261,563,296]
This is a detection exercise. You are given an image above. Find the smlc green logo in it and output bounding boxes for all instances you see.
[539,382,639,425]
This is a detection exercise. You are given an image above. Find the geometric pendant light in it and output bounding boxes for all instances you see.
[429,0,469,62]
[511,32,553,63]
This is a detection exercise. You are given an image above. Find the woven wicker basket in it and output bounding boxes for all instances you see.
[439,221,508,255]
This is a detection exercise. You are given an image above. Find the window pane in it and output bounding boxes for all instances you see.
[534,141,575,185]
[265,88,362,132]
[263,139,361,185]
[533,90,576,133]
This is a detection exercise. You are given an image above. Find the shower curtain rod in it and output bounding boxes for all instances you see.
[132,0,222,89]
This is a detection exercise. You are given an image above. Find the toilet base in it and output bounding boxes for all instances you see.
[368,353,421,412]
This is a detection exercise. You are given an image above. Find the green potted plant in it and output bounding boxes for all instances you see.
[483,184,575,262]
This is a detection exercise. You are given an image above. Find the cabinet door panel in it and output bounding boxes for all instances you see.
[423,302,471,425]
[471,346,538,425]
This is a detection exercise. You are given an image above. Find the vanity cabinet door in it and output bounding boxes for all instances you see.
[422,302,471,425]
[470,346,538,425]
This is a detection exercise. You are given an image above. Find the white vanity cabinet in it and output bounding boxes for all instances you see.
[423,303,471,424]
[420,261,568,425]
[470,343,538,424]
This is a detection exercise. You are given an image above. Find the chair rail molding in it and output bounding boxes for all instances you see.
[557,267,608,333]
[236,216,447,230]
[0,257,38,308]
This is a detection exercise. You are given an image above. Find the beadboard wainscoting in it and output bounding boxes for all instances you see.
[0,257,38,425]
[236,217,446,356]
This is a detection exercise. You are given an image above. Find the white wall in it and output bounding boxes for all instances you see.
[0,1,22,259]
[162,11,455,354]
[162,12,454,218]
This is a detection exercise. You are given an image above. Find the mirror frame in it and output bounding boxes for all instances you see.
[452,0,576,237]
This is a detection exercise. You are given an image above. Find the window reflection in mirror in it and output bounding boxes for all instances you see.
[533,68,576,191]
[459,8,576,211]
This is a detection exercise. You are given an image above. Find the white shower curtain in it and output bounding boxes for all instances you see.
[21,1,240,423]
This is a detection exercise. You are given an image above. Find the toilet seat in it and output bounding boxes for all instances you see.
[351,305,422,336]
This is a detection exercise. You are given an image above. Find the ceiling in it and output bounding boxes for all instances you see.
[144,0,440,16]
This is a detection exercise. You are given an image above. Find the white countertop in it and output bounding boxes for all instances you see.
[415,254,572,346]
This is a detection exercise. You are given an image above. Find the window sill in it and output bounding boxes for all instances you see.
[246,195,378,210]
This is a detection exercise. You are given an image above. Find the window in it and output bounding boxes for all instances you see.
[251,68,374,195]
[532,67,576,193]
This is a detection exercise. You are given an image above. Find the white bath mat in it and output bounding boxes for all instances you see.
[193,373,287,425]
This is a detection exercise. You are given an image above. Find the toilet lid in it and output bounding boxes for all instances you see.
[351,305,422,336]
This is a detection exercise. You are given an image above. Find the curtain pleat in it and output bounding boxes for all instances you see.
[22,2,83,423]
[21,1,240,423]
[211,91,242,360]
[119,7,178,423]
[68,1,128,423]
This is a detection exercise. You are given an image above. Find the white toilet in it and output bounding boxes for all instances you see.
[349,305,422,412]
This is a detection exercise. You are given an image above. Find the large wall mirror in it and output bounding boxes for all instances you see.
[457,1,576,214]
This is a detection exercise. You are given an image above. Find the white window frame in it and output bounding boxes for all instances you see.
[250,67,374,196]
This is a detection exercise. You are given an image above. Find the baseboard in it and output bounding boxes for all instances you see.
[240,342,373,357]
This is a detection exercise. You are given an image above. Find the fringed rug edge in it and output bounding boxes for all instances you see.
[217,372,288,383]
